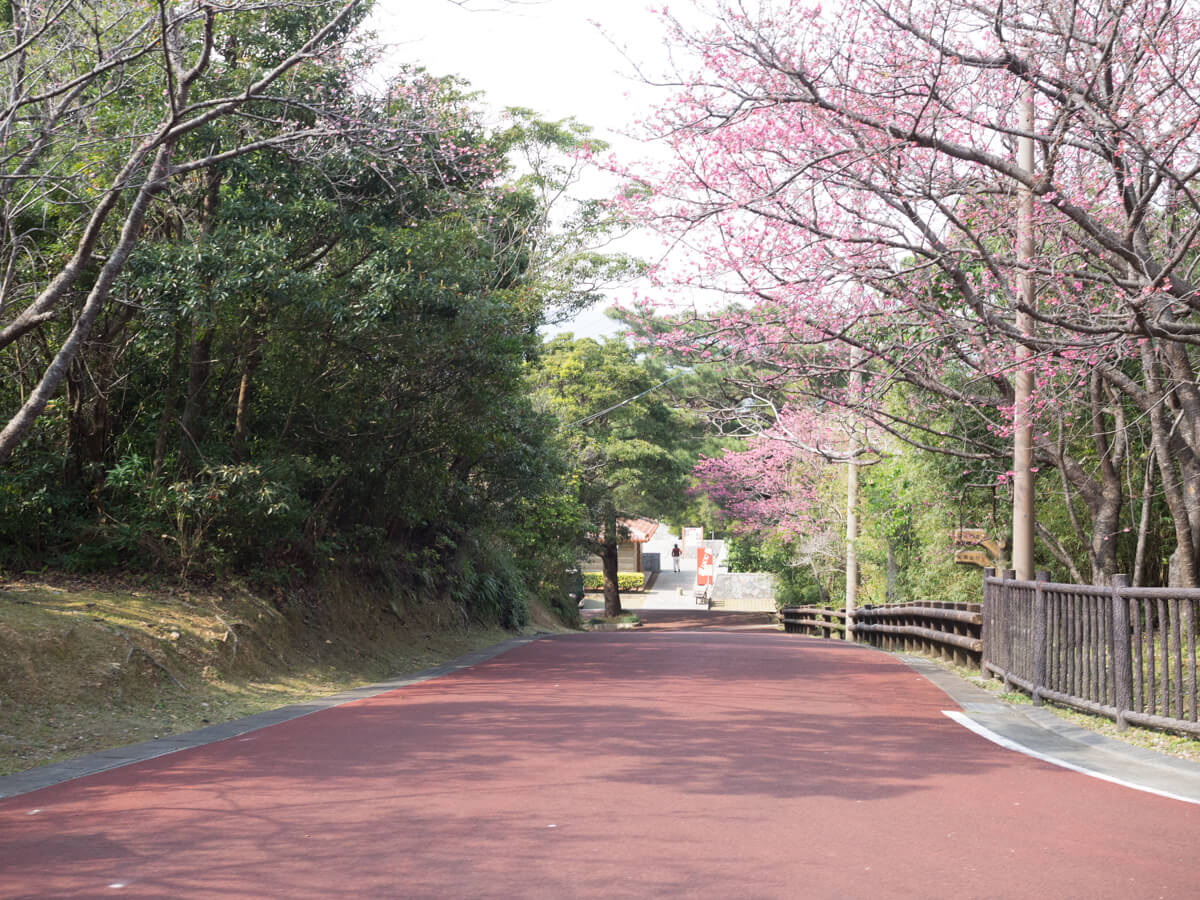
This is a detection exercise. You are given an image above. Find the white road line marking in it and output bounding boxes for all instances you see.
[942,710,1200,806]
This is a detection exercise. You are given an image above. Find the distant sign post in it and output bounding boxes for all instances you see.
[951,528,1007,569]
[953,549,992,568]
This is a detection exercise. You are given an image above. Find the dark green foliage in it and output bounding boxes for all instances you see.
[529,335,709,614]
[448,540,529,630]
[532,334,706,520]
[724,536,780,574]
[773,568,828,608]
[0,53,606,630]
[725,535,828,607]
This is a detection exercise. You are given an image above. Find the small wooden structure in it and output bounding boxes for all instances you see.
[581,517,659,573]
[952,528,1006,569]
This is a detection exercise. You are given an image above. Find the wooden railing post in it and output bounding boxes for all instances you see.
[1111,574,1133,730]
[980,567,995,678]
[1002,570,1016,690]
[1032,573,1047,706]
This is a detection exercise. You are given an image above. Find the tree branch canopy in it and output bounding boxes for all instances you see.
[0,0,372,462]
[622,0,1200,584]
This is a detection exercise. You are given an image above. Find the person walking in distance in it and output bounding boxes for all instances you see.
[671,543,682,572]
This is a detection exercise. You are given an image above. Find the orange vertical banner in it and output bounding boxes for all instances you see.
[696,547,714,586]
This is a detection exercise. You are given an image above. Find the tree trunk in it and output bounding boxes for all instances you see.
[178,325,214,474]
[1087,374,1123,585]
[1179,452,1200,567]
[885,539,898,604]
[1162,339,1200,457]
[1036,376,1125,585]
[1143,343,1198,586]
[232,327,264,462]
[602,501,621,617]
[1035,522,1085,584]
[175,170,224,474]
[814,570,829,606]
[1133,458,1154,587]
[64,303,135,489]
[152,323,185,475]
[64,359,88,488]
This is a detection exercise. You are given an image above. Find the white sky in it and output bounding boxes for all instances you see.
[367,0,690,339]
[371,1,671,137]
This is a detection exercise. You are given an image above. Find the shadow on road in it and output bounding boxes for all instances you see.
[4,631,1199,899]
[583,609,778,631]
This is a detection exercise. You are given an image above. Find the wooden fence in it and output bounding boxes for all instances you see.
[782,572,1200,738]
[780,603,981,666]
[983,570,1200,736]
[781,606,846,639]
[854,602,982,667]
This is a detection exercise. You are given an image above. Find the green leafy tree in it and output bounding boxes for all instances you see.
[0,3,652,636]
[532,335,704,616]
[0,0,376,463]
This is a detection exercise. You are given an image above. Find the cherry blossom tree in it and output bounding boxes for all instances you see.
[623,0,1200,585]
[694,404,833,534]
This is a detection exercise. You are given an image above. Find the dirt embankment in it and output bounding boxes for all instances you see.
[0,574,569,775]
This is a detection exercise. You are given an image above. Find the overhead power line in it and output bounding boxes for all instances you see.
[568,374,686,429]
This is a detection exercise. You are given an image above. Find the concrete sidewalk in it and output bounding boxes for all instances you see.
[580,554,700,609]
[624,562,707,609]
[903,651,1200,805]
[582,527,709,611]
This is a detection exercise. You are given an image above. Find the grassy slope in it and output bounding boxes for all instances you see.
[0,574,570,776]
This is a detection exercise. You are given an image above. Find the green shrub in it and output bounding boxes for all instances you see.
[582,572,645,592]
[448,541,529,630]
[101,456,308,577]
[774,567,829,608]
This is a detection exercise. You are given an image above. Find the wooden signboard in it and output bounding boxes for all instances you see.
[953,528,988,545]
[954,549,992,568]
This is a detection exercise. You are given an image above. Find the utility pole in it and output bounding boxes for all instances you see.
[845,447,858,639]
[1012,85,1036,580]
[845,346,862,639]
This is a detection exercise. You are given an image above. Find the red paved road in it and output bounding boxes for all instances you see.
[3,627,1198,898]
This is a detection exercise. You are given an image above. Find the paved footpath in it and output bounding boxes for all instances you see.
[3,616,1200,898]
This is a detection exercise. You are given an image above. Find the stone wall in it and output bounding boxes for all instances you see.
[711,573,776,612]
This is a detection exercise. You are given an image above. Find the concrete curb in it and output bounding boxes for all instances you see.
[0,633,542,800]
[900,653,1200,804]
